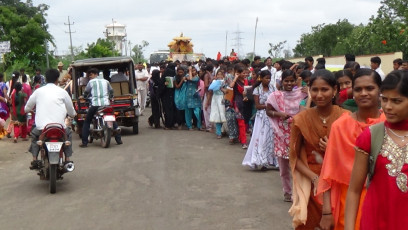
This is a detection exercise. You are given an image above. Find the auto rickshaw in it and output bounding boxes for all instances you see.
[70,57,140,136]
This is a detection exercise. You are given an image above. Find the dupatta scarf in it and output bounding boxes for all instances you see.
[266,88,306,137]
[288,106,346,228]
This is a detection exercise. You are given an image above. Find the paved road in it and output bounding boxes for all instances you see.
[0,109,293,230]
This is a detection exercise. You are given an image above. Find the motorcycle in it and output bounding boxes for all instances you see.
[87,106,120,148]
[30,123,75,194]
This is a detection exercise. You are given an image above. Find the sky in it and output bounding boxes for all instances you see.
[31,0,382,60]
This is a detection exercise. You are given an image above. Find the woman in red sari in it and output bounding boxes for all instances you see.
[289,69,348,229]
[345,70,408,230]
[317,69,384,230]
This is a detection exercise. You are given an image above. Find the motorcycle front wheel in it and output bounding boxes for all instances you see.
[49,164,57,194]
[101,125,111,148]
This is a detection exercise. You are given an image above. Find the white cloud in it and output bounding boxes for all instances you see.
[31,0,381,60]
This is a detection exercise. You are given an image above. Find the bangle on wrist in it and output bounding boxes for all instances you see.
[272,111,275,117]
[322,213,332,216]
[311,175,319,184]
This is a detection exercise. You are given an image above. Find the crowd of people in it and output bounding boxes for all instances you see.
[1,53,408,229]
[145,54,408,230]
[0,61,72,142]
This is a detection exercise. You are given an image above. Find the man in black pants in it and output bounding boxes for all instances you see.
[79,68,122,147]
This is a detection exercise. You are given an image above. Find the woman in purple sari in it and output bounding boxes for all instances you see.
[0,73,10,138]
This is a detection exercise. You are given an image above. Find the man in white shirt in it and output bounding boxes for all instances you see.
[25,69,76,166]
[370,56,386,81]
[135,63,149,115]
[261,57,277,90]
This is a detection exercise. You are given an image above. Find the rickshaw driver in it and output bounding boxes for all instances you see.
[79,68,122,147]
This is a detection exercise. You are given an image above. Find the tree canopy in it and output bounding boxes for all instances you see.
[131,40,149,64]
[293,0,408,59]
[83,38,119,58]
[0,0,52,74]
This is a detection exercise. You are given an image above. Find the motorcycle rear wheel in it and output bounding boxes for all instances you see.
[101,125,111,148]
[49,164,57,194]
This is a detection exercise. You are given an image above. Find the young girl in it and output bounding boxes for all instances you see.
[10,82,28,143]
[299,70,312,110]
[229,64,248,149]
[318,69,384,230]
[208,70,227,138]
[288,69,347,229]
[224,67,239,144]
[345,70,408,230]
[335,70,354,111]
[266,70,307,202]
[242,70,275,169]
[32,75,42,91]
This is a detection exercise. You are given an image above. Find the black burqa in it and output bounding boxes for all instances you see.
[160,63,176,128]
[148,69,164,128]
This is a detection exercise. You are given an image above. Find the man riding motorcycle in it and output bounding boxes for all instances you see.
[25,69,76,167]
[79,68,122,147]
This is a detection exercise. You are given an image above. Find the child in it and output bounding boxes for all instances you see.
[266,70,307,202]
[242,70,275,169]
[208,70,227,138]
[299,70,312,110]
[335,70,353,106]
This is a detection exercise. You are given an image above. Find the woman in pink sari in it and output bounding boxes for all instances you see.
[266,70,307,202]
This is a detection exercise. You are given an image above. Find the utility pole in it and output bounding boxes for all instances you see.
[43,22,49,68]
[128,41,132,56]
[225,31,228,58]
[232,25,244,59]
[64,16,75,61]
[45,40,49,68]
[112,18,115,57]
[252,17,258,60]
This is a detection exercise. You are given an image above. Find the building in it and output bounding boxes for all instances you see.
[105,21,127,55]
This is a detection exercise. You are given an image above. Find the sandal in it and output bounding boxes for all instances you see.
[30,160,42,170]
[242,144,248,149]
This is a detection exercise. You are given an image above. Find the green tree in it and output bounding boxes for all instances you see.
[293,20,354,57]
[293,1,407,59]
[84,38,119,58]
[378,0,408,24]
[268,40,287,58]
[367,0,408,59]
[0,0,52,73]
[131,40,149,63]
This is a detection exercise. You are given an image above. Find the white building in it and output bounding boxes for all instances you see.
[105,21,127,55]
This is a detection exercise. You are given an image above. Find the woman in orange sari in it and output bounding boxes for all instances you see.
[317,69,384,230]
[289,69,347,229]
